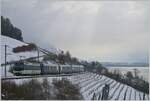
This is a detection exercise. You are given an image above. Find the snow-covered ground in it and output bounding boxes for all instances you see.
[69,73,149,100]
[1,35,45,64]
[7,76,63,85]
[4,72,149,100]
[1,35,60,77]
[1,35,43,77]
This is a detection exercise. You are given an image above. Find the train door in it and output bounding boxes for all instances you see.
[58,65,61,74]
[40,63,44,75]
[71,65,73,73]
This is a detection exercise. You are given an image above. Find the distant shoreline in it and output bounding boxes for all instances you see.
[106,66,149,68]
[102,63,149,67]
[107,66,149,82]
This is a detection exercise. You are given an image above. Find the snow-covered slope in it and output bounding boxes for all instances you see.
[69,73,149,100]
[1,35,44,64]
[0,35,41,77]
[1,35,62,77]
[1,35,60,77]
[5,73,149,100]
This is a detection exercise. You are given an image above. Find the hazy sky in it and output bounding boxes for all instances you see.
[1,0,149,63]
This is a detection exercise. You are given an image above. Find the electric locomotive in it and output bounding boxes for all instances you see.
[12,61,84,75]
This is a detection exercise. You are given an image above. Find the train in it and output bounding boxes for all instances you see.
[12,61,84,75]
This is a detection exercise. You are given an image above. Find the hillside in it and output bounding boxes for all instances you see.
[1,16,23,41]
[2,73,149,100]
[1,35,62,64]
[69,73,149,100]
[1,35,44,64]
[1,35,62,77]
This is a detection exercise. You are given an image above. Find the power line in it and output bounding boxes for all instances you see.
[2,44,13,77]
[2,45,13,49]
[4,45,8,77]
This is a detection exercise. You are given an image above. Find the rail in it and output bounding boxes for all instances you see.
[1,72,85,80]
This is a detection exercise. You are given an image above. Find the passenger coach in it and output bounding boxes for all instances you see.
[12,61,84,75]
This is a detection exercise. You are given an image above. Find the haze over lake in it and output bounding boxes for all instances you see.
[107,66,149,82]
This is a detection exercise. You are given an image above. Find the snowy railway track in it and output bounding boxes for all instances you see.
[1,72,85,80]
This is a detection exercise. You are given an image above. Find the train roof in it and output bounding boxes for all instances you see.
[43,61,58,66]
[60,64,84,68]
[72,65,84,67]
[14,61,41,66]
[23,65,41,70]
[43,64,58,66]
[24,62,41,66]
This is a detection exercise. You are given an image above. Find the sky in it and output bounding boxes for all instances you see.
[1,0,149,63]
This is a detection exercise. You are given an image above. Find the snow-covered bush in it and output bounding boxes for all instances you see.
[1,78,83,100]
[1,79,47,100]
[52,78,83,100]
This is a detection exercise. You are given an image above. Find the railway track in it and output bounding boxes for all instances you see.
[1,72,85,80]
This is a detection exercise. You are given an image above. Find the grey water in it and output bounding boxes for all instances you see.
[107,67,149,82]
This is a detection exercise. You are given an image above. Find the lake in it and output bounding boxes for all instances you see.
[107,67,149,82]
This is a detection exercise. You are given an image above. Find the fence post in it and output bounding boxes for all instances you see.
[98,93,101,100]
[143,92,145,100]
[92,93,96,100]
[101,84,110,100]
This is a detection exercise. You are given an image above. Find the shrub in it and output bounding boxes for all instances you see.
[13,43,37,53]
[52,78,83,100]
[1,79,49,100]
[1,78,83,100]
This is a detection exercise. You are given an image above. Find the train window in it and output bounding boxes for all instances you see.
[52,66,56,70]
[13,66,23,71]
[52,67,54,70]
[50,66,52,70]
